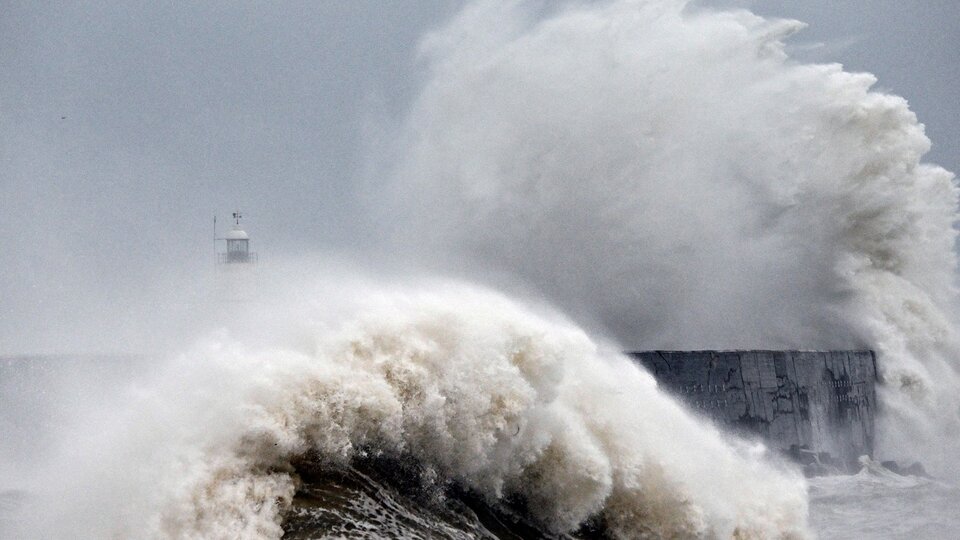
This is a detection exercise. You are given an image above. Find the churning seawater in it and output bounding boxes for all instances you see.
[4,0,960,537]
[2,347,958,539]
[0,283,815,537]
[808,466,960,540]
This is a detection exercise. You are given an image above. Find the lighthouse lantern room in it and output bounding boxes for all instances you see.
[218,211,258,264]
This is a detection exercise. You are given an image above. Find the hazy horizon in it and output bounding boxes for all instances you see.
[2,1,958,355]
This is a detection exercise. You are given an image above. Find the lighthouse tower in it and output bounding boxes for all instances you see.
[216,210,258,301]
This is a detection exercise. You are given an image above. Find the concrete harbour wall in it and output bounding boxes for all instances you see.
[629,350,878,470]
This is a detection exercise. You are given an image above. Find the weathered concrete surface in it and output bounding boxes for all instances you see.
[629,350,878,470]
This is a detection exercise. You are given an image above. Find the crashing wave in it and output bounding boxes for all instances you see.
[385,0,960,476]
[19,283,809,539]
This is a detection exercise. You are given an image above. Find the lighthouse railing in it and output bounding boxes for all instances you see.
[218,252,258,264]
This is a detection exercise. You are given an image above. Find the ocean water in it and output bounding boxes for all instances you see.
[3,469,956,539]
[1,282,815,538]
[3,467,958,539]
[4,0,960,537]
[2,349,958,539]
[808,465,960,540]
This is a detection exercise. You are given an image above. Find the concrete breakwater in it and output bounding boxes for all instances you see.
[629,350,878,472]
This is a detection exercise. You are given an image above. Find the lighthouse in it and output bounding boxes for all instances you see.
[219,211,257,264]
[215,210,258,301]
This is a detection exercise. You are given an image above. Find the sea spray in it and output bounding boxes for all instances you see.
[386,0,960,475]
[17,282,810,538]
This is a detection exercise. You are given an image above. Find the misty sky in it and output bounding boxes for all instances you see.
[2,0,958,354]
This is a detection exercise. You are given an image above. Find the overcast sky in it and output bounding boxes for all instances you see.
[2,0,958,354]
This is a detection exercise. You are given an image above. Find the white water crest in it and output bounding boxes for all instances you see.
[14,281,810,539]
[808,458,960,539]
[6,0,959,536]
[387,0,960,475]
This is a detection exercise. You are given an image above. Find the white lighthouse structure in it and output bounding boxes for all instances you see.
[215,210,258,301]
[220,211,257,264]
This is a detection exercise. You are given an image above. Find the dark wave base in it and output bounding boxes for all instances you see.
[283,452,600,539]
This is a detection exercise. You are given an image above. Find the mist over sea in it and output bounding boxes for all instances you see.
[3,0,960,538]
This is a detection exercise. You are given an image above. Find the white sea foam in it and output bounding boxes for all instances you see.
[385,0,960,476]
[8,0,960,536]
[808,459,960,539]
[15,281,809,539]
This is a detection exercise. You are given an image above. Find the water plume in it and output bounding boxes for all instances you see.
[16,281,809,538]
[386,0,960,475]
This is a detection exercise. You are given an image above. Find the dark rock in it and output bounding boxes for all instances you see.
[903,462,928,477]
[881,460,902,474]
[803,462,831,478]
[788,444,817,465]
[881,460,929,478]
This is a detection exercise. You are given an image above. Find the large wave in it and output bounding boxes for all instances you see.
[17,282,809,538]
[10,0,960,537]
[385,0,960,475]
